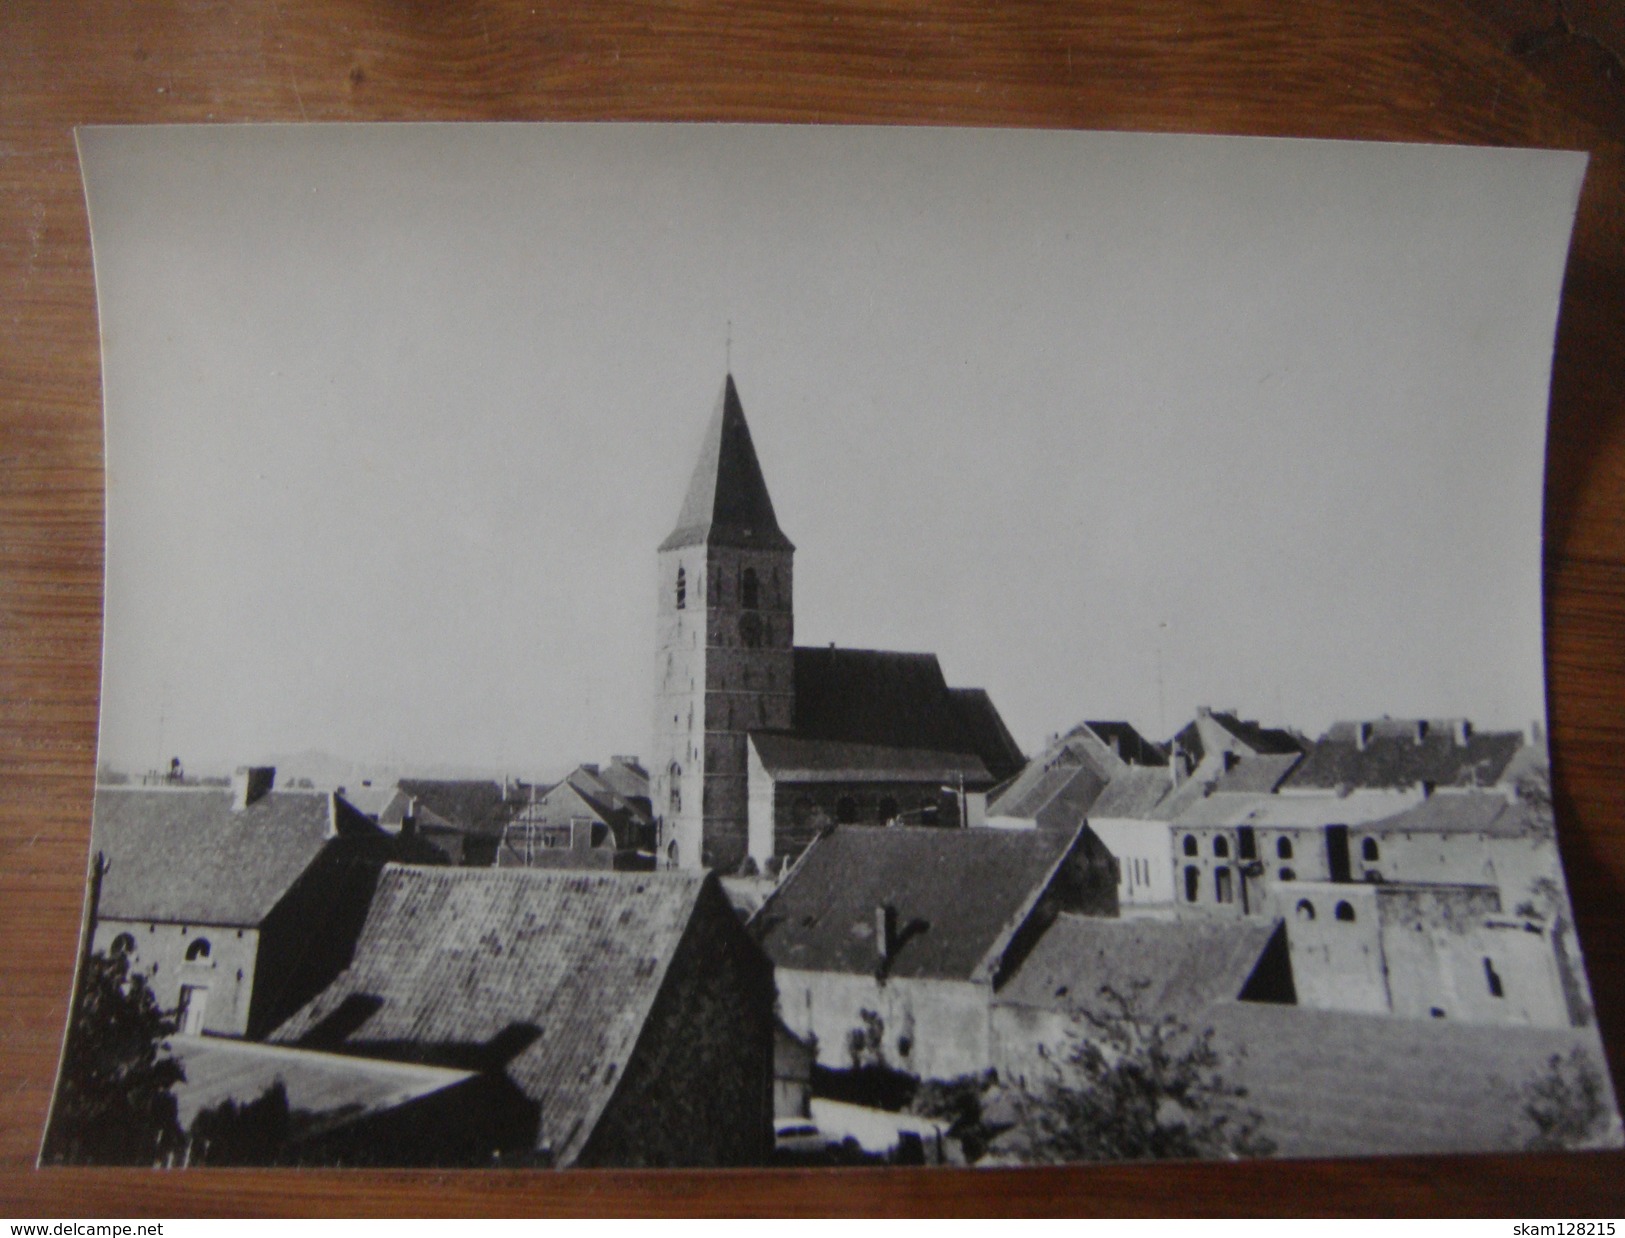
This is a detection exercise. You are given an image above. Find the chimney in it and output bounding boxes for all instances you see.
[231,765,276,811]
[875,904,897,965]
[1453,719,1472,747]
[1414,720,1429,745]
[1355,723,1373,752]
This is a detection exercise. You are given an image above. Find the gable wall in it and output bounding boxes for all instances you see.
[579,881,777,1167]
[93,919,259,1036]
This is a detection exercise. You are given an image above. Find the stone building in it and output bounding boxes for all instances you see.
[89,767,435,1038]
[651,375,1022,874]
[750,823,1118,1081]
[272,865,777,1168]
[1273,881,1574,1027]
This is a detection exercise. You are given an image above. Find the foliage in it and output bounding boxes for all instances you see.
[1008,982,1274,1162]
[846,1008,887,1070]
[189,1081,293,1165]
[42,950,186,1166]
[1523,1048,1614,1151]
[910,1071,999,1162]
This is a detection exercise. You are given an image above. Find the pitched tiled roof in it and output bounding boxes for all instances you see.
[994,914,1281,1018]
[396,779,518,838]
[749,733,990,784]
[1170,790,1422,829]
[1079,722,1168,767]
[168,1034,476,1138]
[949,688,1027,783]
[1363,791,1531,838]
[92,787,361,926]
[1285,723,1525,791]
[1205,1002,1616,1157]
[750,826,1080,982]
[791,647,969,754]
[1172,711,1305,765]
[272,865,715,1166]
[1166,792,1278,828]
[1086,767,1175,820]
[1209,752,1303,794]
[1208,712,1305,755]
[660,374,793,553]
[988,763,1108,831]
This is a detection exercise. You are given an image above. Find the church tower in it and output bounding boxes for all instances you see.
[653,375,795,872]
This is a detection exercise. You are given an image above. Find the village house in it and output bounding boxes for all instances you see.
[394,778,525,866]
[652,375,1023,875]
[750,823,1118,1082]
[89,766,438,1039]
[494,758,655,870]
[271,865,777,1168]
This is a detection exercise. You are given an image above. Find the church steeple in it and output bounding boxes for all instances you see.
[653,372,795,874]
[660,375,794,553]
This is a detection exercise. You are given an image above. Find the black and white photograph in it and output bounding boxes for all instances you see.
[43,122,1623,1169]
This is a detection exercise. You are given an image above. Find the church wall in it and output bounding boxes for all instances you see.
[765,779,964,864]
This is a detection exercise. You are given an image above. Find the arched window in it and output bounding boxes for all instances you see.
[1184,866,1200,903]
[836,796,858,825]
[1183,835,1198,857]
[1295,899,1316,921]
[742,568,760,610]
[667,841,679,868]
[668,763,682,815]
[1278,867,1296,882]
[1277,836,1294,860]
[675,566,686,610]
[185,938,211,962]
[1215,867,1233,903]
[110,932,135,957]
[1213,836,1230,858]
[1335,900,1356,922]
[1361,838,1380,862]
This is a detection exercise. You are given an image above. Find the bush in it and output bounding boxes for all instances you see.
[1005,982,1273,1162]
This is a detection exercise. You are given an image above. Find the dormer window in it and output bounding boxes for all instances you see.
[675,567,687,610]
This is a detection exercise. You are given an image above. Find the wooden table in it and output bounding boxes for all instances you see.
[3,0,1622,1215]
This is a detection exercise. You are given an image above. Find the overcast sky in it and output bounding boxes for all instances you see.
[79,124,1586,778]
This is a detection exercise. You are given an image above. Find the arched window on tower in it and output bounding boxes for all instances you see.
[742,568,760,610]
[669,763,682,815]
[1277,836,1294,860]
[1362,837,1380,862]
[675,567,686,610]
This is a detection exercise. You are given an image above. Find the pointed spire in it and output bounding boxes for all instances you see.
[660,375,794,553]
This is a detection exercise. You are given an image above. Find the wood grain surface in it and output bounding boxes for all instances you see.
[3,0,1623,1216]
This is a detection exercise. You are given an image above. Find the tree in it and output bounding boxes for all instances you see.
[42,949,186,1165]
[1007,983,1273,1162]
[189,1081,292,1165]
[1523,1048,1615,1152]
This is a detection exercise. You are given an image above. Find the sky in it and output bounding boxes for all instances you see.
[78,124,1587,778]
